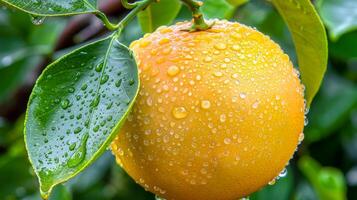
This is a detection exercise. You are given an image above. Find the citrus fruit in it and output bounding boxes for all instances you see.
[111,20,305,200]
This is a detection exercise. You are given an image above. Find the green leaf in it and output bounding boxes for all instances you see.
[24,34,139,198]
[305,73,357,143]
[317,0,357,41]
[271,0,328,106]
[202,0,235,19]
[137,0,182,33]
[298,156,347,200]
[0,0,98,16]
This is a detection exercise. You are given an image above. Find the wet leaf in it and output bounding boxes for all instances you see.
[1,0,99,16]
[137,0,181,33]
[271,0,328,106]
[25,34,139,198]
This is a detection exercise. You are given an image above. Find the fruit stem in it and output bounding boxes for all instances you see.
[116,0,156,35]
[180,0,213,32]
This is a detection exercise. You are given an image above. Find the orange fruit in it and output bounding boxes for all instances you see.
[111,20,305,200]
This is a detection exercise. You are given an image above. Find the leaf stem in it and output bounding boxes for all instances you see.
[95,12,118,31]
[116,0,156,35]
[180,0,212,32]
[95,0,155,32]
[121,0,140,9]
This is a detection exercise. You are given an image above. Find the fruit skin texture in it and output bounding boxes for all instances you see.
[111,20,305,200]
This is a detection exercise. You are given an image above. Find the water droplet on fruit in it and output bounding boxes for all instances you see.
[167,65,180,76]
[214,71,223,77]
[224,138,231,144]
[204,56,212,62]
[201,100,211,109]
[214,43,227,50]
[298,132,304,143]
[268,178,276,185]
[279,168,288,178]
[172,106,188,119]
[252,101,259,109]
[239,93,247,99]
[220,114,226,122]
[159,38,170,45]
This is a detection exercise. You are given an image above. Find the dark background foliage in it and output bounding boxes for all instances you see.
[0,0,356,199]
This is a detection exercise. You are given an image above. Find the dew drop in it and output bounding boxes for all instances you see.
[74,127,82,134]
[252,101,259,109]
[304,116,309,126]
[30,15,45,25]
[268,178,276,185]
[279,168,288,178]
[100,74,109,84]
[214,43,227,50]
[167,65,180,76]
[232,45,239,51]
[204,56,212,62]
[129,79,135,85]
[115,79,122,87]
[298,132,304,143]
[159,38,170,45]
[213,71,223,77]
[146,97,153,106]
[224,138,231,144]
[61,99,70,109]
[68,87,75,93]
[69,143,76,151]
[93,125,100,132]
[172,106,188,119]
[220,114,226,122]
[81,84,88,90]
[95,63,103,72]
[67,133,89,168]
[239,93,247,99]
[201,100,211,109]
[91,95,100,107]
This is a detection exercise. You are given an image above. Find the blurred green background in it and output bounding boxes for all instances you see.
[0,0,356,199]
